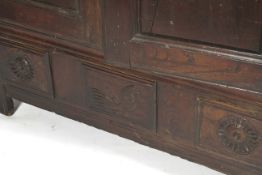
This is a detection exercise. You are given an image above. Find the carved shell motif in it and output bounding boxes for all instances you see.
[218,116,260,155]
[87,85,139,117]
[9,56,34,81]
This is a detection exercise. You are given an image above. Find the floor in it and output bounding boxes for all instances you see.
[0,103,225,175]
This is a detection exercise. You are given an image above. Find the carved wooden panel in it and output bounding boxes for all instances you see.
[196,97,262,168]
[0,0,102,51]
[0,44,53,95]
[141,0,262,52]
[83,64,157,131]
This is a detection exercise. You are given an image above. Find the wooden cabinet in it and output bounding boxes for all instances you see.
[0,1,261,175]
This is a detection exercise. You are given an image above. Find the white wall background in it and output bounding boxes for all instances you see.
[0,103,225,175]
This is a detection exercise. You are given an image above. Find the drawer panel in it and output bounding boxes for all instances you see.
[0,44,53,96]
[130,37,262,93]
[83,64,157,131]
[197,97,262,168]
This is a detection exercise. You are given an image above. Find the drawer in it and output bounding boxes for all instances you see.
[130,37,262,93]
[0,44,53,96]
[83,64,157,131]
[196,97,262,168]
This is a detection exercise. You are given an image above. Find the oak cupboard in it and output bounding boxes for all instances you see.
[0,1,261,174]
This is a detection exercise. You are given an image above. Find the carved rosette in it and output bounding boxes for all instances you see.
[9,56,34,81]
[218,116,259,155]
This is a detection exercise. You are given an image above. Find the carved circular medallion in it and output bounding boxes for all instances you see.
[9,56,34,81]
[218,116,259,155]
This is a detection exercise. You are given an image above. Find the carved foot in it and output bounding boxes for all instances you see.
[0,84,14,116]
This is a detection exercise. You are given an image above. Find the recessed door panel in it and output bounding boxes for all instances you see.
[141,0,262,52]
[0,0,102,50]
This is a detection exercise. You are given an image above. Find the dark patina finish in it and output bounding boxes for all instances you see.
[0,1,261,174]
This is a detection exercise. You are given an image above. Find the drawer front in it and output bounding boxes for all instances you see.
[83,64,157,131]
[0,44,53,96]
[197,98,262,168]
[130,38,262,93]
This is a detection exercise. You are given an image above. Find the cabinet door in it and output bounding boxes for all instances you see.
[104,0,262,93]
[0,0,102,50]
[141,0,261,52]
